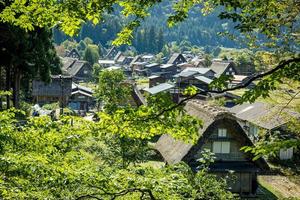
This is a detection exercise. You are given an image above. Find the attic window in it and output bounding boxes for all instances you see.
[84,70,88,74]
[213,141,230,154]
[218,128,227,137]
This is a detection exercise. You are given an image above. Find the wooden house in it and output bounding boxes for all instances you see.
[148,75,166,87]
[65,48,81,59]
[61,57,93,82]
[229,102,300,160]
[69,83,95,113]
[210,60,238,77]
[143,83,175,95]
[32,75,72,106]
[167,53,187,65]
[160,64,177,79]
[98,60,116,68]
[174,67,215,92]
[145,63,161,75]
[155,100,268,196]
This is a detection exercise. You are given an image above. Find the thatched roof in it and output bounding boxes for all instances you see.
[167,53,187,65]
[155,100,233,164]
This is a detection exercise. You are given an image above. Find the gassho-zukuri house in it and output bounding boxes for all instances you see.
[155,100,269,196]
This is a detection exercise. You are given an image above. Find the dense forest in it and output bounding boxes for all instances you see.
[53,1,239,54]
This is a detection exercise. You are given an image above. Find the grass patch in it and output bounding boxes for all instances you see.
[257,177,284,199]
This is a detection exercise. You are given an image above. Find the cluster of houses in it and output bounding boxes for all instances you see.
[31,46,299,196]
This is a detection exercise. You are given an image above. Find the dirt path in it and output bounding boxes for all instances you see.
[259,175,300,199]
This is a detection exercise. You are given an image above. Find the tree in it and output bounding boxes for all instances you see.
[156,28,164,53]
[95,69,131,112]
[0,25,61,108]
[83,45,100,65]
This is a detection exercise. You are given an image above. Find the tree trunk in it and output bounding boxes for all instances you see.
[5,66,10,109]
[13,67,21,108]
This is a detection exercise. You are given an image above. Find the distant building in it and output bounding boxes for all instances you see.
[69,83,95,112]
[167,53,187,65]
[98,60,116,68]
[32,75,72,106]
[156,100,269,196]
[61,57,93,82]
[144,63,161,75]
[143,83,175,95]
[65,48,81,59]
[148,75,166,88]
[210,60,238,77]
[106,46,118,59]
[230,75,255,89]
[160,64,177,79]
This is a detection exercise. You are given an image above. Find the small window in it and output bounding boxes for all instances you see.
[226,71,229,75]
[84,70,88,74]
[218,128,227,137]
[213,141,230,154]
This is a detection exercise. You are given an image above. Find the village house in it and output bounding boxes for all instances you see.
[230,75,256,89]
[142,54,155,62]
[65,48,81,59]
[143,83,175,95]
[98,59,116,68]
[105,46,119,59]
[32,75,72,106]
[144,63,161,75]
[229,102,300,160]
[159,64,177,79]
[132,61,149,76]
[210,60,238,77]
[167,53,187,65]
[69,83,95,113]
[148,75,166,87]
[155,100,269,196]
[61,57,93,82]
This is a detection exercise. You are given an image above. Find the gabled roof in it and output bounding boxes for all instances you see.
[144,83,174,95]
[229,102,300,130]
[130,55,143,66]
[114,51,123,61]
[210,61,236,76]
[66,48,80,59]
[61,57,77,71]
[174,70,199,78]
[155,101,235,164]
[182,67,214,75]
[167,53,187,64]
[61,58,90,77]
[71,90,93,98]
[67,60,89,76]
[155,100,268,169]
[72,82,94,94]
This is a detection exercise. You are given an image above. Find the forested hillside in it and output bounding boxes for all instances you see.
[53,1,239,54]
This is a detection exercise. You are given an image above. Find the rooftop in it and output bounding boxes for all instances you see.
[144,83,174,95]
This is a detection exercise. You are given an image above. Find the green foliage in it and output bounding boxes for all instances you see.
[0,106,234,199]
[83,45,100,65]
[95,69,131,112]
[42,102,59,110]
